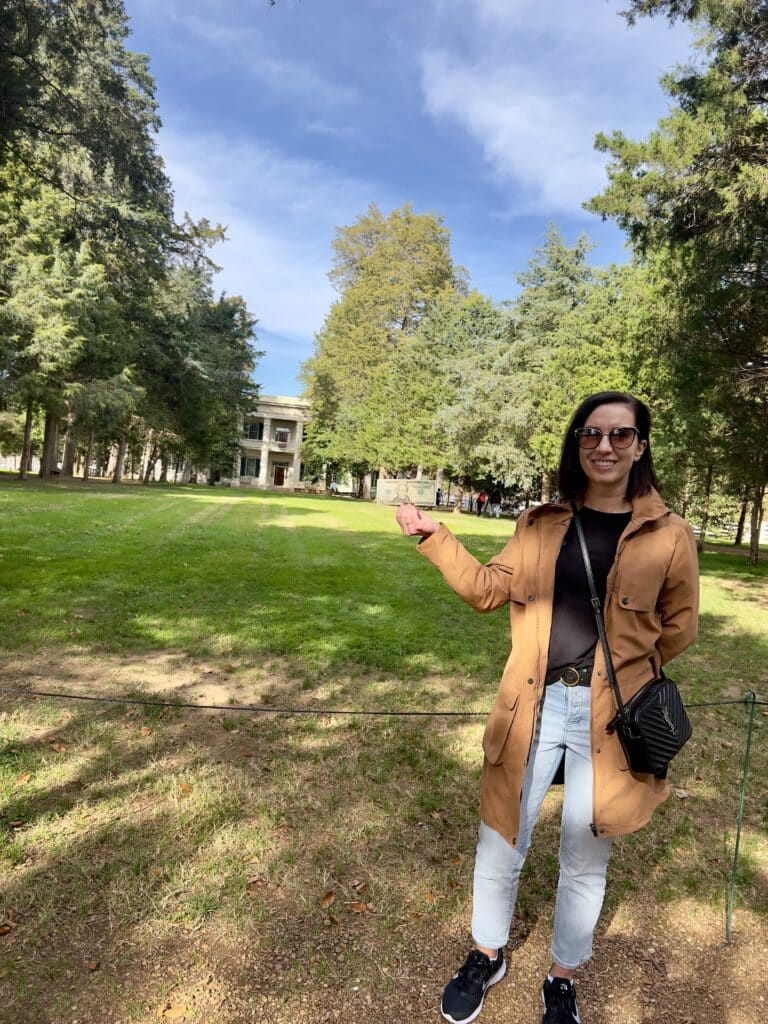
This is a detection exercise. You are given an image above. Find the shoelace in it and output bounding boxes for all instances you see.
[458,951,496,992]
[546,981,577,1019]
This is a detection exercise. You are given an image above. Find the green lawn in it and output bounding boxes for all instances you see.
[1,479,520,692]
[0,480,766,1024]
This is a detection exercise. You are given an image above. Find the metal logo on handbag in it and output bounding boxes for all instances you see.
[571,505,692,778]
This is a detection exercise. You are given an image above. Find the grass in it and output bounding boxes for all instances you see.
[0,479,766,1023]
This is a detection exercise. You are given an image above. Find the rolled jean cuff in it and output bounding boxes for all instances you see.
[549,946,592,972]
[471,928,508,952]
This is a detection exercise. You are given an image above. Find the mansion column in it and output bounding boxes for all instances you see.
[258,417,271,486]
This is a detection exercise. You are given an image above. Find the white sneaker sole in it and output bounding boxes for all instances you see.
[440,960,507,1024]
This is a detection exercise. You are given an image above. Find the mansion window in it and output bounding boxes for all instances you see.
[246,421,264,440]
[240,457,260,477]
[275,427,290,447]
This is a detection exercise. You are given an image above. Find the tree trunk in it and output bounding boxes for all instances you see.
[83,429,95,483]
[453,476,465,514]
[540,471,554,504]
[734,488,750,545]
[696,462,714,553]
[159,451,168,484]
[143,444,158,484]
[416,465,423,481]
[680,466,692,521]
[38,410,60,479]
[105,444,117,479]
[748,482,765,567]
[19,396,33,481]
[378,466,388,480]
[61,416,77,477]
[180,458,192,485]
[112,436,127,484]
[362,472,372,500]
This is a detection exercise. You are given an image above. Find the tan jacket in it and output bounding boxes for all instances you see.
[418,488,699,845]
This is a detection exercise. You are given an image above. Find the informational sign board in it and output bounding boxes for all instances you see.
[375,479,437,506]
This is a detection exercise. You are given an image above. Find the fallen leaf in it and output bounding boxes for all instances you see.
[319,890,336,909]
[162,1007,187,1021]
[352,881,368,896]
[140,727,153,736]
[672,787,692,799]
[425,892,436,904]
[179,783,192,795]
[0,925,13,936]
[49,743,67,753]
[345,901,367,913]
[451,855,463,865]
[9,821,25,830]
[88,961,99,972]
[15,773,32,785]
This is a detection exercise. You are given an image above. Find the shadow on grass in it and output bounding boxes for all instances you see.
[1,618,766,1022]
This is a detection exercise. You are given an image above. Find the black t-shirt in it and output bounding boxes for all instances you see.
[545,506,632,681]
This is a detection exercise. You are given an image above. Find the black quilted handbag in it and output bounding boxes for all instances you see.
[572,507,692,778]
[608,672,692,777]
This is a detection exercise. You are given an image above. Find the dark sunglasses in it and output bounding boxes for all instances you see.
[574,426,640,450]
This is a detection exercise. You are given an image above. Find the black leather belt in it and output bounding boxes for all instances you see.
[545,665,592,687]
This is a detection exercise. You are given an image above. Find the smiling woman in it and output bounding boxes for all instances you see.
[396,391,700,1024]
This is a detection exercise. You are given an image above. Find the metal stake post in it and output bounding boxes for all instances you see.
[725,690,757,943]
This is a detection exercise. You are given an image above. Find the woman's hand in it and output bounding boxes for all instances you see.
[396,502,439,538]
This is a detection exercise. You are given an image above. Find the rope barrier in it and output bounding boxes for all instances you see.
[1,685,763,944]
[0,687,487,716]
[0,687,765,716]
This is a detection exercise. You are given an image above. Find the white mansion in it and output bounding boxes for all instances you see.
[229,395,312,490]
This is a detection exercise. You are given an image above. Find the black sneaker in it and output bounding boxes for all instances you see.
[541,976,581,1023]
[440,948,506,1024]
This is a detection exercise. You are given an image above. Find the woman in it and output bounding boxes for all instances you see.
[396,392,699,1024]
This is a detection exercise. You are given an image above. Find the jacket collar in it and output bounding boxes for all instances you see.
[528,488,669,529]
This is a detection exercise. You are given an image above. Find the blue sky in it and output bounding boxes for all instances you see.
[125,0,694,397]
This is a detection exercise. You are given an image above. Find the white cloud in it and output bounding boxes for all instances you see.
[157,126,391,381]
[421,51,607,214]
[186,19,355,108]
[420,0,693,215]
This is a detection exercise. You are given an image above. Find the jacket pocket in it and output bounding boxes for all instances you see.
[615,583,660,613]
[508,574,528,606]
[481,696,520,766]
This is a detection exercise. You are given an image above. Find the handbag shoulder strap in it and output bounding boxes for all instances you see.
[570,503,627,720]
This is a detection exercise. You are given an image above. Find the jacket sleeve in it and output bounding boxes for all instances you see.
[657,521,700,665]
[415,514,525,613]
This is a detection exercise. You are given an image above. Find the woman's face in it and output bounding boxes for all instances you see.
[578,402,647,493]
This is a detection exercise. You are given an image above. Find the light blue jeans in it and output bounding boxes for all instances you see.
[471,682,613,970]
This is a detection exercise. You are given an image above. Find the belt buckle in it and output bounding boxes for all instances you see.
[560,666,581,687]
